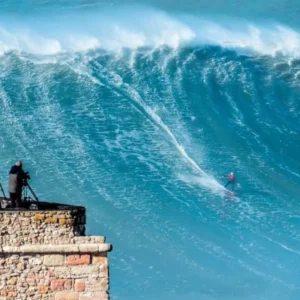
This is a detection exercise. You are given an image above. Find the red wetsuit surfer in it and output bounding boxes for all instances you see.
[224,172,236,190]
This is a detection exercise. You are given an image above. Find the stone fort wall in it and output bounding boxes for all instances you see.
[0,207,112,300]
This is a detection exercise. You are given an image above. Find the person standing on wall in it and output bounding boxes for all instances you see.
[9,160,25,208]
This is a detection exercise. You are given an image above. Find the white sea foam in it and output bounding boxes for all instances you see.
[0,9,299,57]
[194,21,300,57]
[178,174,231,197]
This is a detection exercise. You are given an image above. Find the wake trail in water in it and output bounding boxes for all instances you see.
[118,85,225,189]
[76,58,226,193]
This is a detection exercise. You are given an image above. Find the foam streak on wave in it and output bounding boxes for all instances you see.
[84,60,226,193]
[111,73,204,172]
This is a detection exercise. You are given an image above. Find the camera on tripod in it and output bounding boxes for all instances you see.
[21,171,39,203]
[22,171,31,186]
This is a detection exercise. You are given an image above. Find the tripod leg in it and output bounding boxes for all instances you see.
[27,183,39,202]
[0,182,7,199]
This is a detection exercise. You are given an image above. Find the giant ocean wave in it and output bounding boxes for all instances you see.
[0,7,300,300]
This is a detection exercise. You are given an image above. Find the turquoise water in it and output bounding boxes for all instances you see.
[0,1,300,299]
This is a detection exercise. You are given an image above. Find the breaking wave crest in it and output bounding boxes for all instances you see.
[0,9,300,57]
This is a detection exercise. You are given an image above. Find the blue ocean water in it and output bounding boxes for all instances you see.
[0,1,300,299]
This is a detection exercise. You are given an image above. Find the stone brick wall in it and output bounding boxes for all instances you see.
[0,210,86,246]
[0,250,109,300]
[0,208,112,300]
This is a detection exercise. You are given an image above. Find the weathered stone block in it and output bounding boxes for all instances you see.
[38,285,49,294]
[26,277,36,286]
[48,269,56,278]
[67,255,90,266]
[41,294,53,300]
[65,279,72,290]
[54,214,66,219]
[98,244,112,253]
[45,217,58,224]
[26,291,35,297]
[85,278,108,292]
[79,292,108,300]
[7,277,17,285]
[47,245,79,253]
[92,254,107,265]
[55,265,99,278]
[17,263,25,271]
[99,264,108,273]
[1,287,17,298]
[90,236,105,243]
[30,257,43,265]
[44,255,65,266]
[0,291,6,297]
[78,244,98,253]
[51,279,72,291]
[8,290,17,297]
[59,219,73,225]
[74,280,85,292]
[55,292,79,300]
[34,214,46,221]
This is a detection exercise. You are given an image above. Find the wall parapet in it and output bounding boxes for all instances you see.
[0,206,86,246]
[1,242,112,254]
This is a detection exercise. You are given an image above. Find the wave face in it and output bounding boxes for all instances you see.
[1,6,300,300]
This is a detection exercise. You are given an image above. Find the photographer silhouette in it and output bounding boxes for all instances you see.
[8,160,26,208]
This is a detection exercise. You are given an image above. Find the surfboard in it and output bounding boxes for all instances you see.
[225,189,236,197]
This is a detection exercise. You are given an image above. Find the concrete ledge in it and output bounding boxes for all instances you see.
[0,243,112,254]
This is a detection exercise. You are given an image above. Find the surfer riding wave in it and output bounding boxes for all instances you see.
[223,172,236,191]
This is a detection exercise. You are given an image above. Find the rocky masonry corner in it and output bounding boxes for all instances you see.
[0,205,112,300]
